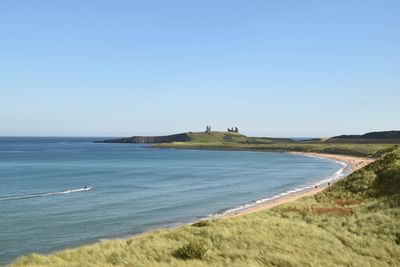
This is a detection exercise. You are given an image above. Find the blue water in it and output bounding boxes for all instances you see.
[0,137,343,264]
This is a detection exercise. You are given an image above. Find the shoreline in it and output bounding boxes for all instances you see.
[115,152,374,235]
[114,152,374,240]
[219,152,374,218]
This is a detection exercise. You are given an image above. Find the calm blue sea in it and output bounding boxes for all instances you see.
[0,137,344,264]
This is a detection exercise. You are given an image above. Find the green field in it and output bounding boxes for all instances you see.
[186,131,249,143]
[10,148,400,266]
[155,132,397,157]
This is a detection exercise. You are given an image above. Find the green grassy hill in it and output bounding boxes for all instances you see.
[156,140,396,157]
[153,131,399,157]
[99,131,298,145]
[324,130,400,144]
[99,131,258,144]
[100,130,400,152]
[10,149,400,266]
[186,131,248,143]
[185,132,295,145]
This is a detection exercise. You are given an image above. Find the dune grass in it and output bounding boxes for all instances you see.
[10,149,400,266]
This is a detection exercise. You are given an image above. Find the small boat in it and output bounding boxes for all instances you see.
[82,186,91,191]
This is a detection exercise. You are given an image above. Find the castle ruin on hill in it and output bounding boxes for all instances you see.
[227,127,239,133]
[205,126,239,134]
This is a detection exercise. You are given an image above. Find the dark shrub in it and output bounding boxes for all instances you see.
[191,220,211,227]
[106,252,119,265]
[174,241,208,260]
[375,162,400,196]
[395,233,400,245]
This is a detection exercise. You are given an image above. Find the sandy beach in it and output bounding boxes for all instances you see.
[293,152,375,171]
[224,152,375,218]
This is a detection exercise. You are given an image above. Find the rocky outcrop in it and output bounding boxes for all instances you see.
[98,133,191,144]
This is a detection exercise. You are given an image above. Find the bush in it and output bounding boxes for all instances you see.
[174,241,208,260]
[375,161,400,196]
[395,233,400,245]
[106,252,119,265]
[191,220,211,227]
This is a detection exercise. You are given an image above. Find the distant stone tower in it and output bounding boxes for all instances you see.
[227,127,239,133]
[205,125,211,134]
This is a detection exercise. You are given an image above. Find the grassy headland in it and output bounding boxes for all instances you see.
[10,148,400,266]
[154,131,397,158]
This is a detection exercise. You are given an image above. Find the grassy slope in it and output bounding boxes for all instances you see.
[186,132,293,144]
[156,140,396,157]
[186,132,248,143]
[10,150,400,266]
[155,131,398,157]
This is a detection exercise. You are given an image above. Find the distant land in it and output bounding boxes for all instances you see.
[325,130,400,144]
[98,133,191,144]
[98,127,255,144]
[98,129,400,145]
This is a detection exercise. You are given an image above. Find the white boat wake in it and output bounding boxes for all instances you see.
[0,186,91,201]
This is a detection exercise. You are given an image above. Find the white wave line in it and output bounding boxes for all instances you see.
[0,187,91,201]
[206,158,351,218]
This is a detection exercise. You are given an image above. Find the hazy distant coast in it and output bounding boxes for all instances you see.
[97,133,191,144]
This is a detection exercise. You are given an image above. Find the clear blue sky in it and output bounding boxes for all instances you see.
[1,1,399,137]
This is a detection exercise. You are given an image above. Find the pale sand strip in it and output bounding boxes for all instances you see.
[223,153,375,218]
[291,152,374,172]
